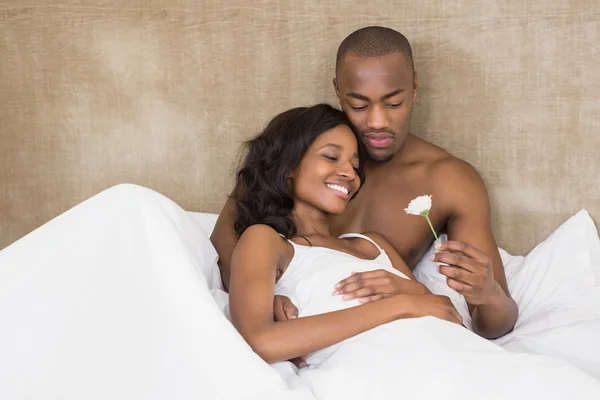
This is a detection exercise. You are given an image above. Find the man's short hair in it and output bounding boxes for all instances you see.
[335,26,414,76]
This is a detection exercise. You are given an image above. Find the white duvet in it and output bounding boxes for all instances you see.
[0,184,599,399]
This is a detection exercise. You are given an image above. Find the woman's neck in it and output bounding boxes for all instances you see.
[291,203,331,237]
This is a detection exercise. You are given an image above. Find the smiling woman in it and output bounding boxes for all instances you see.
[232,104,367,238]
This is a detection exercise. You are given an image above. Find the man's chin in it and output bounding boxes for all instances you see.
[366,150,394,164]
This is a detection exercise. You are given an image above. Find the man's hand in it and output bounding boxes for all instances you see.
[273,295,306,368]
[433,240,499,306]
[334,269,430,303]
[273,294,299,321]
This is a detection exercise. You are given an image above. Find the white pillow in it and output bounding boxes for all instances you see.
[187,212,219,236]
[186,211,222,290]
[496,209,600,341]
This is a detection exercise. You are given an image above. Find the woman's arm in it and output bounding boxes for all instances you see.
[229,224,422,364]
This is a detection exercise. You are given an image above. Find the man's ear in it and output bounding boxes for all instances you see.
[412,71,419,101]
[333,77,341,100]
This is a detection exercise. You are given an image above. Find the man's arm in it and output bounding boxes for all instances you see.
[433,158,518,339]
[210,196,239,291]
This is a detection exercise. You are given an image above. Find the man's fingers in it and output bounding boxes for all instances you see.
[446,277,470,294]
[273,296,286,322]
[290,357,307,369]
[284,301,298,319]
[435,240,487,262]
[274,295,297,321]
[439,265,474,285]
[433,252,481,274]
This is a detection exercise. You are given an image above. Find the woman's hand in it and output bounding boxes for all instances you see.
[403,293,464,326]
[334,270,463,326]
[334,269,430,303]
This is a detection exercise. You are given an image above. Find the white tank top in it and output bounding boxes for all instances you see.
[275,233,411,365]
[275,233,410,319]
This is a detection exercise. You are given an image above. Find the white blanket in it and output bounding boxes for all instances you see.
[0,185,303,400]
[1,184,599,399]
[298,317,600,399]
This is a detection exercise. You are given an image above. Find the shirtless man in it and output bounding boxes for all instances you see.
[211,26,518,340]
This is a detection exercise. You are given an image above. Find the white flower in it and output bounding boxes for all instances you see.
[404,195,433,217]
[405,194,439,241]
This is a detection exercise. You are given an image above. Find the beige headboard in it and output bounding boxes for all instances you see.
[1,0,599,254]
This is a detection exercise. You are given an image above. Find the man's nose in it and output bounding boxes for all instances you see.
[366,105,389,130]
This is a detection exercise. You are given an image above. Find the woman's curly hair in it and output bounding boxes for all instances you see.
[233,103,366,238]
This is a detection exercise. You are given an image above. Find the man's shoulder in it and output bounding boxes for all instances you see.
[400,134,450,165]
[401,135,481,179]
[429,154,482,183]
[427,152,489,214]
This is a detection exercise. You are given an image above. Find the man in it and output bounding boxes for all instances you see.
[211,26,517,340]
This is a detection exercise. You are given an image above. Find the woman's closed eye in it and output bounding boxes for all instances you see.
[324,155,359,175]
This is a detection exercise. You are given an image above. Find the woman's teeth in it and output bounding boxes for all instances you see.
[326,184,349,195]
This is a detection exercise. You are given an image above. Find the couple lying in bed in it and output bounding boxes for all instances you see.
[218,103,464,363]
[213,27,518,346]
[2,100,595,399]
[212,102,600,398]
[205,28,599,397]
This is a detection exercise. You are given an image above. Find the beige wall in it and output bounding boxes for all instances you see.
[1,0,599,254]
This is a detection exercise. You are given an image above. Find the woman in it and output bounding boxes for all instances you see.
[229,104,600,399]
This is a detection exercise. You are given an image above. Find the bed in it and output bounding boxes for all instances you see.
[0,185,598,399]
[0,185,600,400]
[1,1,599,398]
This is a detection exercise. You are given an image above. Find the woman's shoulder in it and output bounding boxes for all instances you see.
[241,223,282,240]
[238,224,289,252]
[232,224,294,271]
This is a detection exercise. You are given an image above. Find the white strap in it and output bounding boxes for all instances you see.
[338,233,385,255]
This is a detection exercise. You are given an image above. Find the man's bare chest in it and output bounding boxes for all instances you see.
[331,178,446,267]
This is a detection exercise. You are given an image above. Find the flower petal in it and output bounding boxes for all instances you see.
[405,195,433,215]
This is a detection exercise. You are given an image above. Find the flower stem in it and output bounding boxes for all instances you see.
[425,216,438,240]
